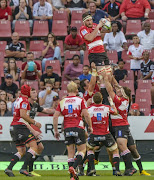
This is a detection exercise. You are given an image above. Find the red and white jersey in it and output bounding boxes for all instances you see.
[80,23,105,54]
[83,84,100,101]
[88,104,114,135]
[11,96,30,126]
[111,94,129,127]
[56,96,87,129]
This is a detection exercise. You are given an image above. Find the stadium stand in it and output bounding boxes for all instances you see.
[57,40,64,57]
[52,20,67,37]
[0,41,7,52]
[29,41,44,52]
[32,21,49,37]
[14,21,30,37]
[71,10,85,21]
[61,80,70,90]
[45,60,61,77]
[119,80,135,95]
[0,20,11,38]
[59,90,68,100]
[65,51,80,60]
[126,70,134,80]
[137,79,152,89]
[71,20,83,34]
[125,20,142,36]
[83,50,89,66]
[149,9,154,19]
[107,50,118,64]
[53,10,68,26]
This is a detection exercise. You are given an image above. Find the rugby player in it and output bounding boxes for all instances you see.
[4,85,41,177]
[53,81,93,180]
[87,92,122,176]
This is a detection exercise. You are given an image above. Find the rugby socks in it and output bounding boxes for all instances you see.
[8,152,21,170]
[95,148,101,161]
[121,149,133,169]
[21,148,36,170]
[68,158,74,167]
[87,150,95,170]
[29,155,39,172]
[73,152,84,169]
[134,156,143,173]
[113,154,120,171]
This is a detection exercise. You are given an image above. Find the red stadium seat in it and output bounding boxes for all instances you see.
[24,80,39,92]
[149,9,154,19]
[31,51,42,59]
[61,80,70,90]
[137,79,152,89]
[58,90,68,100]
[32,21,49,37]
[14,21,30,37]
[83,50,89,66]
[122,50,129,61]
[107,50,118,64]
[53,10,68,25]
[124,59,130,70]
[126,70,133,80]
[0,41,7,52]
[71,20,83,34]
[136,89,151,98]
[65,51,80,60]
[71,10,86,21]
[57,40,64,57]
[139,107,151,116]
[35,60,42,71]
[119,80,135,95]
[16,61,22,71]
[45,60,61,77]
[0,20,11,38]
[135,97,151,109]
[19,41,26,50]
[29,41,44,51]
[146,19,154,30]
[126,20,141,36]
[0,52,4,62]
[52,20,67,37]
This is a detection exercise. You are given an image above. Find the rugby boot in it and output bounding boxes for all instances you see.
[69,167,79,180]
[124,167,137,176]
[78,166,84,176]
[29,171,41,176]
[140,170,151,176]
[19,169,33,177]
[115,171,122,176]
[87,169,96,176]
[4,169,15,177]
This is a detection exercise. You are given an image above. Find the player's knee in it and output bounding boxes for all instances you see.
[108,143,117,152]
[38,143,44,154]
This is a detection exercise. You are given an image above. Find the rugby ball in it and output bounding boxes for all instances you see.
[100,18,111,30]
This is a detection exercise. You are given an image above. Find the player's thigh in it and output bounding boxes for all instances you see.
[74,128,86,146]
[87,134,100,151]
[104,133,117,152]
[16,146,26,156]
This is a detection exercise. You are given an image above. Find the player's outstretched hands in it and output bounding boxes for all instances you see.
[88,127,93,134]
[54,131,60,141]
[35,122,42,129]
[91,62,96,69]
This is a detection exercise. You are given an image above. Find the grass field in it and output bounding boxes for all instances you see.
[1,170,154,180]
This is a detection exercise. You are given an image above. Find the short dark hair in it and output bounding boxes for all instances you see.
[27,52,34,56]
[111,21,122,32]
[45,79,53,85]
[72,54,80,60]
[80,79,87,89]
[93,92,103,104]
[31,88,36,91]
[0,0,7,8]
[83,65,90,69]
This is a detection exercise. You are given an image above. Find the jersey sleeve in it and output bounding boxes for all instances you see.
[20,43,25,52]
[109,106,116,114]
[80,26,90,38]
[113,94,122,107]
[20,101,29,110]
[81,99,87,110]
[37,104,44,112]
[56,103,61,112]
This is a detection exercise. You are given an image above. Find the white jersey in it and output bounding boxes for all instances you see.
[51,0,65,8]
[33,2,53,17]
[128,44,144,70]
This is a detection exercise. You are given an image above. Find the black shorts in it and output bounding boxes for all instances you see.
[87,133,116,148]
[112,125,135,146]
[88,52,110,66]
[10,125,35,147]
[64,127,86,146]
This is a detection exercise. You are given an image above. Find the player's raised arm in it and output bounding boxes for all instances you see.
[88,62,97,93]
[53,110,61,140]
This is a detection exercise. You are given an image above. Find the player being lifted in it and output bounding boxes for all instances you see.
[53,81,93,180]
[4,85,41,177]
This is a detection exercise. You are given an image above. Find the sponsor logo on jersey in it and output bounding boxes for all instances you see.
[81,29,88,36]
[22,103,27,109]
[93,107,105,111]
[65,99,76,103]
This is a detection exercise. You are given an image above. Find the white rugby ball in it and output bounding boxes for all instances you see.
[100,18,111,30]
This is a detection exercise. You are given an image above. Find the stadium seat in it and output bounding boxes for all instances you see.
[53,10,68,26]
[71,10,85,21]
[58,90,68,100]
[149,9,154,19]
[122,50,129,61]
[107,50,118,64]
[139,107,151,116]
[0,41,7,52]
[61,80,70,90]
[137,79,152,89]
[0,20,11,38]
[57,40,64,57]
[52,20,67,37]
[83,50,89,66]
[65,51,80,60]
[136,89,151,99]
[119,80,135,95]
[71,20,83,34]
[31,51,42,59]
[45,60,61,77]
[24,80,39,92]
[29,41,44,51]
[14,21,30,37]
[126,70,134,80]
[32,20,49,37]
[135,97,151,109]
[0,52,4,62]
[124,59,130,70]
[146,19,154,30]
[19,41,26,50]
[126,20,141,36]
[35,60,42,71]
[127,39,133,47]
[0,61,4,77]
[16,61,22,69]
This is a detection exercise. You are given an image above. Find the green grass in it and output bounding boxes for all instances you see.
[1,170,154,180]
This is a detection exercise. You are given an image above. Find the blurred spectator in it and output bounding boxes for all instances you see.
[9,0,32,10]
[65,0,85,12]
[42,32,62,72]
[89,1,110,24]
[113,59,127,83]
[140,51,154,80]
[149,108,154,116]
[79,65,91,81]
[0,0,12,21]
[39,80,58,108]
[12,0,33,32]
[0,74,18,98]
[64,26,85,64]
[0,100,12,116]
[148,0,154,9]
[5,32,25,62]
[103,21,127,60]
[84,0,101,8]
[137,22,154,50]
[73,78,83,97]
[64,54,83,80]
[4,58,20,81]
[103,0,121,20]
[33,0,53,32]
[51,95,60,110]
[40,65,60,90]
[51,0,70,14]
[151,71,154,105]
[128,103,145,116]
[12,88,21,114]
[0,90,13,112]
[21,52,42,85]
[128,36,144,80]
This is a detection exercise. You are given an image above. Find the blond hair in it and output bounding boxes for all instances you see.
[67,81,78,93]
